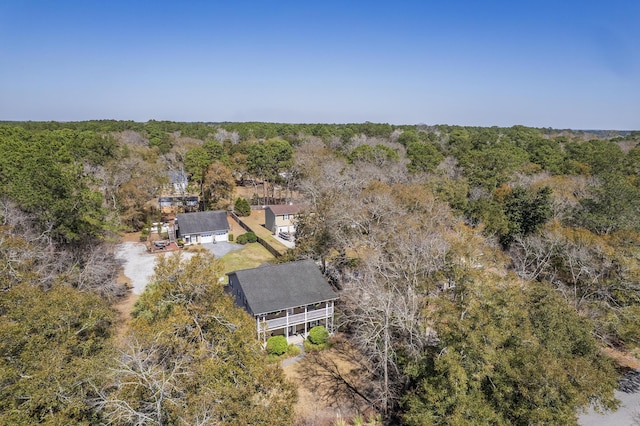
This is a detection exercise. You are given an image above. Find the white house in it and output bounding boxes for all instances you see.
[175,210,230,244]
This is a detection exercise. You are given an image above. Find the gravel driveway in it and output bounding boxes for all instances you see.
[115,241,242,295]
[115,242,159,294]
[578,389,640,425]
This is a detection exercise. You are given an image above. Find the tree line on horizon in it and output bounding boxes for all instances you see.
[1,120,640,424]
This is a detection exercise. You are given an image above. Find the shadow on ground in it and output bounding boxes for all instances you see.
[292,337,377,423]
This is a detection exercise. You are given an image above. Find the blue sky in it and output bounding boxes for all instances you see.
[0,1,638,129]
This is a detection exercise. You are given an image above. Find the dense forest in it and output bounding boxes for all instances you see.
[1,120,640,424]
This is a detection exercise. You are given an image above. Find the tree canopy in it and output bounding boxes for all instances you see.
[402,278,618,425]
[2,120,639,424]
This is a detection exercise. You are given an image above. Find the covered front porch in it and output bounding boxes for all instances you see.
[256,301,335,343]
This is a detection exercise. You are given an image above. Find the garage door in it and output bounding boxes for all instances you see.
[200,233,214,243]
[214,231,228,242]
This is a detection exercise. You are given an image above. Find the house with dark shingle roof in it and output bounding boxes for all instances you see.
[175,210,230,245]
[227,259,338,342]
[264,204,300,237]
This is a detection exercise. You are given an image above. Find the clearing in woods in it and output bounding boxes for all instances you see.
[114,229,376,425]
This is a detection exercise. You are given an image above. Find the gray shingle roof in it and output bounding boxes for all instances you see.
[228,259,338,315]
[176,211,229,235]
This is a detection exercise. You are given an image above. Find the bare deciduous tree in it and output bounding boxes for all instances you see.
[299,179,453,414]
[0,198,124,298]
[214,127,240,145]
[94,339,188,426]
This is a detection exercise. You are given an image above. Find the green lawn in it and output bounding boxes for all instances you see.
[219,242,276,280]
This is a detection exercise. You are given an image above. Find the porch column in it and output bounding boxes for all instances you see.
[325,301,329,331]
[285,310,289,339]
[330,300,334,333]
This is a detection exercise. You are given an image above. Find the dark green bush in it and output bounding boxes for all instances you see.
[236,232,257,245]
[234,197,251,216]
[266,335,288,355]
[228,233,234,242]
[266,342,301,363]
[308,325,329,345]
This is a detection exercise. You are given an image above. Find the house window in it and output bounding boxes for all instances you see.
[283,214,290,220]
